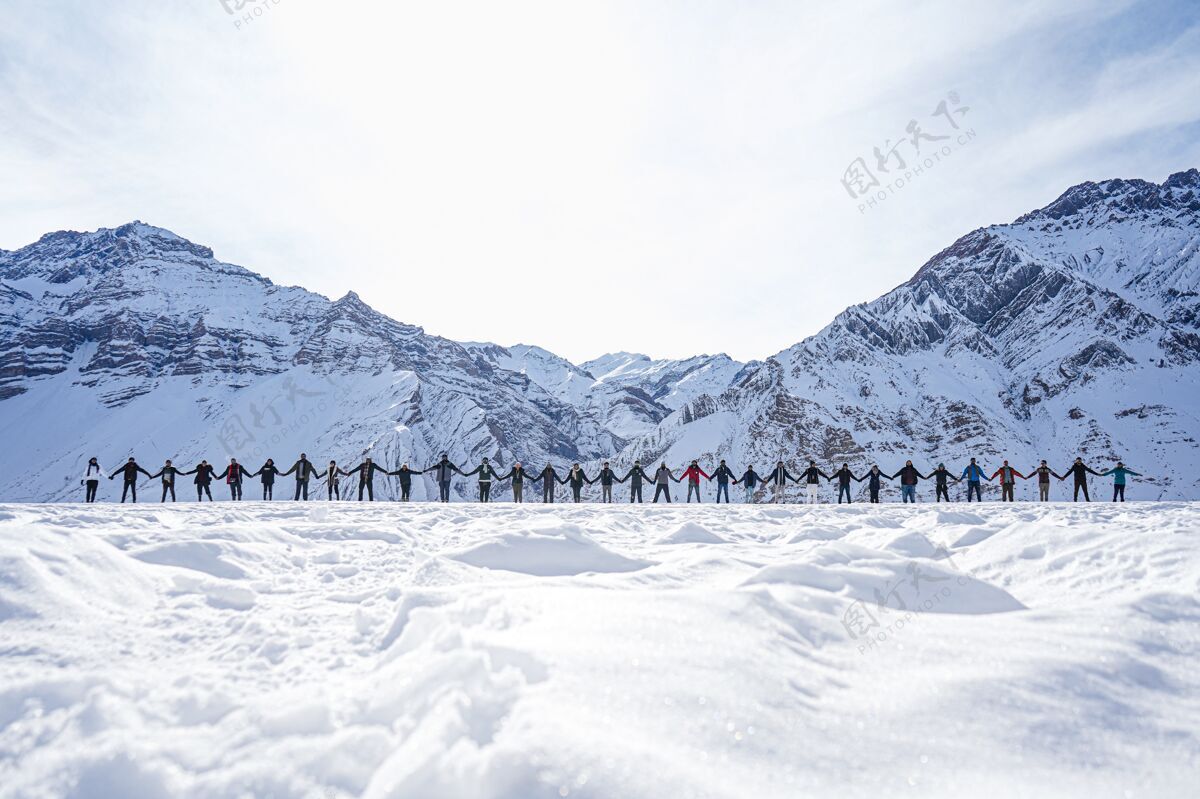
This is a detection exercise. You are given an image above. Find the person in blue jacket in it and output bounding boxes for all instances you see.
[1099,462,1141,502]
[960,458,989,502]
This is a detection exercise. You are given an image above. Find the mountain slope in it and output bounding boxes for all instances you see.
[607,169,1200,499]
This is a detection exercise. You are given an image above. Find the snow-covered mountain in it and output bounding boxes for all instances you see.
[1,170,1197,500]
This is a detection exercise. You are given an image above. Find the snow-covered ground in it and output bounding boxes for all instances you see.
[1,503,1198,798]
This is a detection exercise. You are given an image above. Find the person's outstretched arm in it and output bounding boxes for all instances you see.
[614,471,627,483]
[1125,468,1141,476]
[464,465,482,477]
[148,469,163,480]
[281,462,296,476]
[916,470,929,480]
[557,473,569,485]
[1085,465,1102,477]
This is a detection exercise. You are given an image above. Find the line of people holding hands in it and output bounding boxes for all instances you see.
[84,450,1143,504]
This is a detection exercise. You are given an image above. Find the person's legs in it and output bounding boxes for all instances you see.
[440,481,450,502]
[1114,484,1124,502]
[1039,483,1049,502]
[774,483,784,503]
[513,483,522,503]
[121,481,130,503]
[266,484,273,500]
[869,488,879,504]
[602,484,612,502]
[633,485,642,503]
[162,484,169,502]
[901,485,912,504]
[840,484,852,504]
[295,481,303,501]
[572,485,582,503]
[543,484,552,503]
[86,481,98,502]
[1002,483,1013,502]
[1081,482,1090,502]
[686,483,698,503]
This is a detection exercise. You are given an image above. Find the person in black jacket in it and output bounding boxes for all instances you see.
[390,463,423,502]
[252,459,281,500]
[801,461,829,504]
[858,465,891,503]
[192,460,217,501]
[109,457,151,503]
[427,454,461,503]
[1028,460,1061,502]
[829,463,858,504]
[1060,457,1101,502]
[711,459,736,504]
[464,457,500,502]
[496,461,532,503]
[764,461,793,503]
[345,457,389,501]
[652,463,677,503]
[566,464,589,502]
[283,453,320,500]
[623,460,651,503]
[739,465,761,503]
[217,458,252,501]
[535,464,565,503]
[891,461,927,504]
[148,459,185,502]
[930,463,959,502]
[594,461,623,503]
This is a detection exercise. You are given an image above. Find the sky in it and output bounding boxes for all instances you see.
[2,0,1199,364]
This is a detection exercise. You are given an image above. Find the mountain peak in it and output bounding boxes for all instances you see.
[1013,168,1199,226]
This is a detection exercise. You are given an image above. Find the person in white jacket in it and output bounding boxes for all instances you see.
[82,457,103,503]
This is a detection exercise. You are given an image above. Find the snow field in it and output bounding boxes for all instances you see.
[0,503,1198,798]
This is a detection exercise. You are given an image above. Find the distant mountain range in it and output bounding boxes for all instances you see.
[2,169,1197,500]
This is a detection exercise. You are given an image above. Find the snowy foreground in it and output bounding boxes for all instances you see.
[1,503,1198,798]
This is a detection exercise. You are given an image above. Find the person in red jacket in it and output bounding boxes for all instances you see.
[989,460,1027,502]
[681,459,711,503]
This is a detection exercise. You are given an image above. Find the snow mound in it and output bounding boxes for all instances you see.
[743,541,1025,615]
[656,521,727,544]
[446,522,652,576]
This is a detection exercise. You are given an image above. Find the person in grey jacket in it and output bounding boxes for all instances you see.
[427,454,461,502]
[653,463,677,503]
